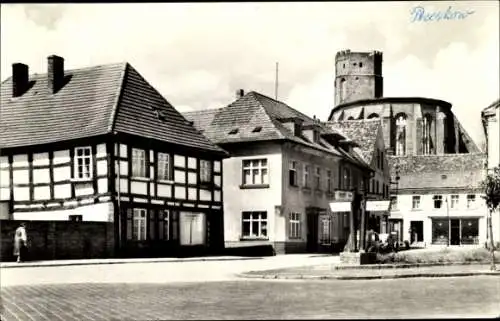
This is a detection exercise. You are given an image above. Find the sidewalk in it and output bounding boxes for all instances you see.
[239,263,500,280]
[0,255,263,269]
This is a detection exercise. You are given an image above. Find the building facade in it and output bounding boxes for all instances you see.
[184,90,373,254]
[328,49,490,246]
[0,55,228,257]
[481,99,500,244]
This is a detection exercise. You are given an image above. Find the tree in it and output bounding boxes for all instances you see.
[481,166,500,271]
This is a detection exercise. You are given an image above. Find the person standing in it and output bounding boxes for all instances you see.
[13,223,28,263]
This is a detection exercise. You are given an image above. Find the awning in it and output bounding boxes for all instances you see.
[366,201,390,212]
[329,202,351,212]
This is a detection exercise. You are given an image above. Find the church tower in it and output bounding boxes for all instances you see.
[335,50,384,106]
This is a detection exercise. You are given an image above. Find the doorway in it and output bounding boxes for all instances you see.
[307,213,319,252]
[410,221,424,243]
[450,219,460,245]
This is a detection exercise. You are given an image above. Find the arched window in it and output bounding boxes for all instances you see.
[367,113,379,119]
[395,113,407,156]
[340,78,347,101]
[422,114,433,155]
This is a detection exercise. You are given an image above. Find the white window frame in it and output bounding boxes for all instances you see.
[289,161,298,186]
[467,194,476,208]
[74,146,92,179]
[289,212,302,239]
[412,195,421,210]
[303,164,310,188]
[200,160,212,183]
[242,159,268,186]
[158,152,171,181]
[133,208,147,241]
[242,211,268,239]
[450,194,460,209]
[132,148,147,178]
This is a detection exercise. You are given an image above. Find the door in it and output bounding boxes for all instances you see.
[410,221,424,243]
[307,213,319,252]
[179,212,206,246]
[450,219,460,245]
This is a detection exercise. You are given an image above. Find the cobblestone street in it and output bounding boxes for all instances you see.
[1,276,499,320]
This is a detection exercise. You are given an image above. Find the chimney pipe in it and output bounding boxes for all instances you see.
[12,63,29,97]
[236,89,245,99]
[48,55,64,94]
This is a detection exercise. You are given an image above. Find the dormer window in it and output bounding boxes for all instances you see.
[155,109,168,121]
[229,128,239,135]
[252,126,262,133]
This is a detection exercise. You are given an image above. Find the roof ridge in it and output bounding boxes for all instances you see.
[108,62,129,133]
[251,91,317,123]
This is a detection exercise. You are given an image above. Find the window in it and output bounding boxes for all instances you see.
[367,113,379,119]
[450,195,459,209]
[327,170,333,193]
[200,160,212,183]
[132,148,146,177]
[289,212,301,239]
[228,128,239,135]
[376,181,379,194]
[303,164,310,188]
[467,194,476,208]
[158,153,171,181]
[390,196,398,210]
[395,114,407,156]
[242,211,267,239]
[343,167,351,190]
[315,167,321,190]
[422,114,433,155]
[289,161,298,186]
[381,151,384,170]
[376,150,381,169]
[133,208,147,241]
[461,219,479,244]
[74,147,92,179]
[359,62,363,68]
[412,196,421,209]
[433,195,443,209]
[340,78,347,101]
[432,219,449,245]
[243,159,268,185]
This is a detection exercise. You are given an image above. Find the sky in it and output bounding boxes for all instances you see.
[1,2,498,150]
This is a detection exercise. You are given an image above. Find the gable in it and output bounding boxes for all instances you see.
[111,65,226,154]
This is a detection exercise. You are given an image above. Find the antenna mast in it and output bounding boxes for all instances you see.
[275,62,279,100]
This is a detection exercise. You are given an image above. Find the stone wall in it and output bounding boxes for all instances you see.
[1,220,115,261]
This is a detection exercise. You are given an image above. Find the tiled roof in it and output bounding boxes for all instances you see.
[183,91,371,169]
[389,153,486,190]
[326,119,380,164]
[0,62,226,155]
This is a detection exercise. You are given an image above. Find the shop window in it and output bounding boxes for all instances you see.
[432,219,449,245]
[461,219,479,244]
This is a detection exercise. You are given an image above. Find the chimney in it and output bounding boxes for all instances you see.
[47,55,65,94]
[12,63,29,97]
[236,89,245,99]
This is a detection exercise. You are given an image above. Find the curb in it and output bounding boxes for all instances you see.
[334,261,497,270]
[237,271,500,281]
[0,256,263,269]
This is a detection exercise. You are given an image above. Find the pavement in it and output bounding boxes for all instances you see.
[2,253,499,284]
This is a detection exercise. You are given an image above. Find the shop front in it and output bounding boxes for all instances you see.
[431,217,480,246]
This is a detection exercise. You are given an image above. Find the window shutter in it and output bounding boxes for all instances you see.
[126,208,133,240]
[149,209,156,240]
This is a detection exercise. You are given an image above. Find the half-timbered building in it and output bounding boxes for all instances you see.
[0,55,228,257]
